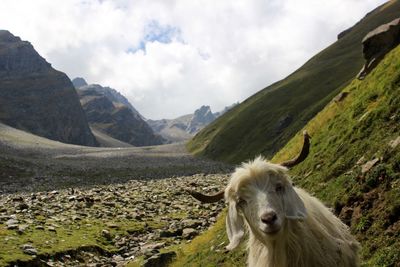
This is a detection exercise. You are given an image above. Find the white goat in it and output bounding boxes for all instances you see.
[189,132,360,267]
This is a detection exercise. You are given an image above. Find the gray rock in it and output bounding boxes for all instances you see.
[358,18,400,79]
[361,158,380,173]
[143,251,176,267]
[21,244,38,255]
[182,228,198,239]
[102,229,112,240]
[6,218,19,226]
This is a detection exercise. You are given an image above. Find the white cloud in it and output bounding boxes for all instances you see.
[0,0,388,119]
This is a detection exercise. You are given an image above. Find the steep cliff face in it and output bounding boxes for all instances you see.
[0,31,98,146]
[73,79,142,119]
[77,85,164,146]
[186,106,216,134]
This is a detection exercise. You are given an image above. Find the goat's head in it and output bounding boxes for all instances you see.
[187,131,310,250]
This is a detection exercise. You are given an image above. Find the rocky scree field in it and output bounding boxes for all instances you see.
[0,174,228,266]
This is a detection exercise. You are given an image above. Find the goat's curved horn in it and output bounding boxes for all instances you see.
[186,189,225,203]
[279,130,311,168]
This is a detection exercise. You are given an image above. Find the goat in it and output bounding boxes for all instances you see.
[188,131,360,267]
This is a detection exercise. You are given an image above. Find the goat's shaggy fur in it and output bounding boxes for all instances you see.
[224,157,360,267]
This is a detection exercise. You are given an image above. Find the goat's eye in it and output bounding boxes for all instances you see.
[238,197,247,206]
[275,184,284,192]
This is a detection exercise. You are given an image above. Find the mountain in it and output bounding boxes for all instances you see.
[0,31,97,146]
[73,78,143,119]
[172,30,400,267]
[148,104,237,143]
[75,82,164,146]
[187,1,400,164]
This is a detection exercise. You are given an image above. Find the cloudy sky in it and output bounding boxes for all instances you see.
[0,0,388,119]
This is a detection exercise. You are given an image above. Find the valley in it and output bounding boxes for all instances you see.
[0,1,399,266]
[0,122,232,266]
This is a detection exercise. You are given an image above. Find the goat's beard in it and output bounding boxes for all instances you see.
[247,220,284,242]
[260,223,281,235]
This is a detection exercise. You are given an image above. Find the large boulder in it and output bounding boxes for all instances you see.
[0,30,98,146]
[358,18,400,79]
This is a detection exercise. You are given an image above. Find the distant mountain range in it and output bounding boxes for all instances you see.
[148,103,237,143]
[0,29,231,148]
[0,30,98,146]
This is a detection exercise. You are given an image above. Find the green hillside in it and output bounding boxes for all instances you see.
[187,0,400,164]
[171,44,400,266]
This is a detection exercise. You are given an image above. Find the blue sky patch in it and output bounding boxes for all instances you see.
[127,20,183,54]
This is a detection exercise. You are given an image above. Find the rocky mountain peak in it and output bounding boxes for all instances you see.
[72,77,88,88]
[186,106,216,134]
[0,30,22,43]
[0,30,51,78]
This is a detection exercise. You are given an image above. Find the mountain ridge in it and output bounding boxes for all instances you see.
[187,0,400,164]
[76,82,164,146]
[0,30,98,146]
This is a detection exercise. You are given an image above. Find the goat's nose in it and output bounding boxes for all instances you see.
[261,212,277,225]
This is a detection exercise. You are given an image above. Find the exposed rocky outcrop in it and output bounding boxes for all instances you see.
[77,84,164,146]
[71,77,87,88]
[0,31,98,146]
[74,79,142,119]
[186,106,216,134]
[358,18,400,79]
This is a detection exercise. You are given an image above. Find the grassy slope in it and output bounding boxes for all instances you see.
[172,45,400,266]
[187,0,400,164]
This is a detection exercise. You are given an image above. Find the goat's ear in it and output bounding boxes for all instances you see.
[284,186,307,220]
[225,200,245,250]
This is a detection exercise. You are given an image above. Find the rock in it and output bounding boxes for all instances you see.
[143,251,177,267]
[159,228,183,238]
[389,136,400,149]
[18,224,29,234]
[141,242,165,254]
[102,229,112,240]
[16,202,29,210]
[106,223,119,229]
[361,158,380,173]
[0,30,98,146]
[103,202,116,207]
[333,92,349,103]
[358,18,400,79]
[6,218,19,226]
[7,224,18,230]
[356,156,365,165]
[182,228,198,239]
[21,244,38,255]
[47,226,56,232]
[181,219,202,228]
[72,77,88,88]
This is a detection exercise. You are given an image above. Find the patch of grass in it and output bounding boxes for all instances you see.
[187,1,400,165]
[170,211,246,267]
[0,218,146,266]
